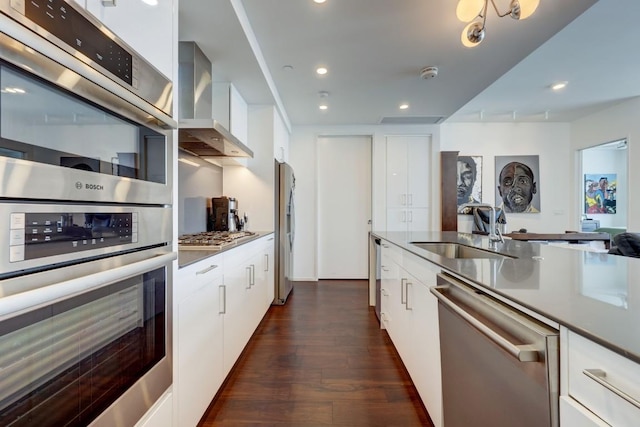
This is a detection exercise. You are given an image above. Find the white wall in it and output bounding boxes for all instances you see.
[440,122,572,234]
[290,124,440,281]
[570,96,640,231]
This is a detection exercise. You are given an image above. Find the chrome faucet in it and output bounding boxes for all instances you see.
[461,203,504,245]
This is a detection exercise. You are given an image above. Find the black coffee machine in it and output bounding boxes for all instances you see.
[209,197,240,232]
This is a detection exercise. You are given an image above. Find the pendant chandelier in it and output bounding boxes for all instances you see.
[457,0,540,47]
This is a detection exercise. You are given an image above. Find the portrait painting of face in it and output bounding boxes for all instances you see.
[495,155,540,213]
[456,155,482,214]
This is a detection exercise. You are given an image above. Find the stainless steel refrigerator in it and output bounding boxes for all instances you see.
[273,161,295,305]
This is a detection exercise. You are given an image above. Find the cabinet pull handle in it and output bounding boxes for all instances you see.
[196,264,218,275]
[408,194,413,206]
[382,244,389,248]
[400,278,407,304]
[246,266,252,289]
[405,282,413,310]
[219,285,226,314]
[401,194,406,206]
[401,211,406,223]
[264,254,269,272]
[583,369,640,410]
[251,264,256,286]
[268,237,274,241]
[408,210,413,223]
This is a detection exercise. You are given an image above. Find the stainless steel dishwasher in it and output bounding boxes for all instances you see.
[431,273,559,427]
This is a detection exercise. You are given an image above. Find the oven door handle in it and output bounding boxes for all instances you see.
[0,252,177,320]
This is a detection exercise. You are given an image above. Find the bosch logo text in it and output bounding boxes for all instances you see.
[76,182,104,191]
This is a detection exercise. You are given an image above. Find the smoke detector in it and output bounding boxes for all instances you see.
[420,66,438,80]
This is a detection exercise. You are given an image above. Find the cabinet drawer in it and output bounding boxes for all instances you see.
[567,330,640,426]
[559,396,609,427]
[175,254,223,302]
[380,240,402,265]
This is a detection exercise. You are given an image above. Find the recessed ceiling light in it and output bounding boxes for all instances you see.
[282,65,294,71]
[319,104,328,110]
[399,103,409,110]
[314,0,327,3]
[551,81,568,91]
[141,0,158,5]
[316,67,328,75]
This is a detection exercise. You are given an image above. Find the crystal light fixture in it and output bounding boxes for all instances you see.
[457,0,540,47]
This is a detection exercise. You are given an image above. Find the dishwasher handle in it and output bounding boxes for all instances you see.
[430,285,539,362]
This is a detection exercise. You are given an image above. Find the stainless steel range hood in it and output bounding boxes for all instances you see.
[178,42,253,160]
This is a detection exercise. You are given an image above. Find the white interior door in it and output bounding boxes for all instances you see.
[317,135,372,279]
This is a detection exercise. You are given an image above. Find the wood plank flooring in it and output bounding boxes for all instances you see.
[199,280,434,427]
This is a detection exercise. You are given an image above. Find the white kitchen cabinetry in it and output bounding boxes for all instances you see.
[222,236,273,375]
[174,256,224,427]
[560,327,640,426]
[135,389,173,427]
[264,236,276,304]
[559,396,609,426]
[385,135,432,232]
[273,109,290,162]
[84,0,174,80]
[379,240,442,427]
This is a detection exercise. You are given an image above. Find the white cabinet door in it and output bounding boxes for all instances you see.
[222,255,254,375]
[135,390,173,427]
[222,237,272,375]
[386,138,409,209]
[264,236,276,306]
[408,208,431,232]
[406,137,431,209]
[379,239,443,427]
[273,109,290,162]
[402,256,442,427]
[385,135,432,232]
[560,396,609,427]
[85,0,174,80]
[176,275,223,427]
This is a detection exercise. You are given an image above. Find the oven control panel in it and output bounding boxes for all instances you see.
[9,211,137,262]
[7,0,137,87]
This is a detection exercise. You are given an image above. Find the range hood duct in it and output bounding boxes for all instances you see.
[178,41,253,159]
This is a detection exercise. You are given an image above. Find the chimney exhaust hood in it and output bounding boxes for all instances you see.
[178,42,253,160]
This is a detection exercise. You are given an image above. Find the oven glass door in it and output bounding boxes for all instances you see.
[0,62,166,184]
[0,266,167,427]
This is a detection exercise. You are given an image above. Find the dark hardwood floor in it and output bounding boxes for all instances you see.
[199,280,434,426]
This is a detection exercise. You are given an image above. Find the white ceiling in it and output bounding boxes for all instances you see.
[178,0,638,127]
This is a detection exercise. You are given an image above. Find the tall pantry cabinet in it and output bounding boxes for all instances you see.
[386,135,432,232]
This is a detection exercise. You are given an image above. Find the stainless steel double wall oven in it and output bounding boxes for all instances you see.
[0,1,176,426]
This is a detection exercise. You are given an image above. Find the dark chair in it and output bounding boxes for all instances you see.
[608,232,640,258]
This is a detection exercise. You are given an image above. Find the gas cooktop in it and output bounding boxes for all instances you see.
[178,231,256,250]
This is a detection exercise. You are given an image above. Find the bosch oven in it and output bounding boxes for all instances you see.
[0,1,176,426]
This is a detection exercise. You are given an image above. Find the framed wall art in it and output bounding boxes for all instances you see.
[495,155,540,213]
[584,174,616,214]
[457,155,482,214]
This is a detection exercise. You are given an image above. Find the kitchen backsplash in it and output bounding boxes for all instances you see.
[178,151,223,235]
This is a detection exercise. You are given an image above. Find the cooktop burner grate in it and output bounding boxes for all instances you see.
[178,231,256,250]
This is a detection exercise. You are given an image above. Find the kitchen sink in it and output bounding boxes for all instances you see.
[411,242,516,260]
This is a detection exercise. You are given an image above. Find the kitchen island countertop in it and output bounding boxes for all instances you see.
[372,230,640,364]
[178,231,274,268]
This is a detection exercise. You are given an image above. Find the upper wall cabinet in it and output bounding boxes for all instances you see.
[273,110,290,162]
[386,135,432,232]
[84,0,174,80]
